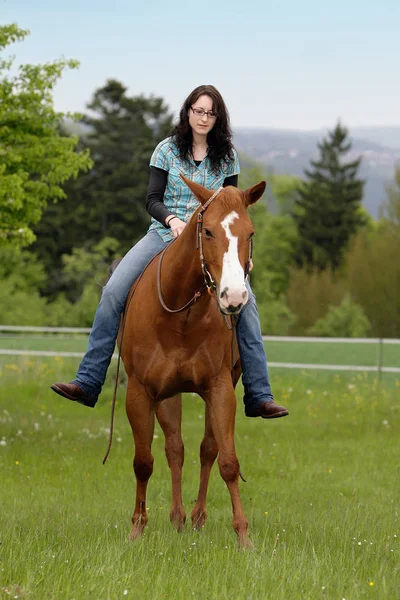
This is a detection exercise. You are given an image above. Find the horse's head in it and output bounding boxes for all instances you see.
[181,175,266,315]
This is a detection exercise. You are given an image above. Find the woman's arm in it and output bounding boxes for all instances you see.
[145,167,173,226]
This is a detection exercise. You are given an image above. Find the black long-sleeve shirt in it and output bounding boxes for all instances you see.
[145,165,239,226]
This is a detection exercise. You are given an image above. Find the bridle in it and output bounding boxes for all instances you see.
[157,186,253,313]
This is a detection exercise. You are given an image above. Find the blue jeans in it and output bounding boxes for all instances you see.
[74,231,273,408]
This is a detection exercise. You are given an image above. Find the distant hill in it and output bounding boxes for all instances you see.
[63,119,400,218]
[351,126,400,150]
[233,127,400,217]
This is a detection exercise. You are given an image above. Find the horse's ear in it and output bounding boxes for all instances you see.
[180,174,215,205]
[243,181,266,207]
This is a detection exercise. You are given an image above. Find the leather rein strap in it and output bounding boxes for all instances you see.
[157,186,223,312]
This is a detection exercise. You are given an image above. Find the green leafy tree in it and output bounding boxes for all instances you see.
[238,155,301,215]
[33,79,173,295]
[0,246,46,291]
[287,267,348,335]
[76,79,173,245]
[61,236,121,302]
[348,166,400,337]
[0,24,92,247]
[0,247,48,324]
[0,279,48,325]
[268,173,301,215]
[239,165,297,334]
[292,122,365,271]
[380,165,400,235]
[307,294,370,337]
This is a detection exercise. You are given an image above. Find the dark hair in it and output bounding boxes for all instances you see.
[171,85,235,173]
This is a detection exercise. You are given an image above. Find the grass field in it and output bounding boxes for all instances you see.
[0,356,400,599]
[1,334,400,368]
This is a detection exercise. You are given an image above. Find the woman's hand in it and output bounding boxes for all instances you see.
[169,217,187,238]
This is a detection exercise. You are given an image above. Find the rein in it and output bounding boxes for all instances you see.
[157,186,223,312]
[157,185,253,310]
[195,187,224,294]
[157,246,207,314]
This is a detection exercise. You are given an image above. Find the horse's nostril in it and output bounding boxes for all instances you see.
[227,304,243,314]
[220,287,228,299]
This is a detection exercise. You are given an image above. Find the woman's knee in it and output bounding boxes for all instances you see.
[100,278,127,312]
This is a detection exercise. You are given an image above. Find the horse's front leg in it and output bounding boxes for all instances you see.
[205,377,252,549]
[156,394,186,532]
[126,376,155,540]
[191,403,218,530]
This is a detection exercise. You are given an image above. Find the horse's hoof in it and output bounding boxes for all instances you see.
[191,510,207,530]
[172,519,186,533]
[238,535,255,551]
[170,509,186,533]
[129,527,144,540]
[129,517,146,540]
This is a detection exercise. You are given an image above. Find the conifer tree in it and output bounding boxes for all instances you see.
[33,80,173,295]
[292,122,365,271]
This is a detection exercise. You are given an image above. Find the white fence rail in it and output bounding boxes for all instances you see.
[0,326,400,344]
[1,326,399,374]
[0,325,92,334]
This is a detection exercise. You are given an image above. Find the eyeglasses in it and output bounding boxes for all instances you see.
[191,106,217,120]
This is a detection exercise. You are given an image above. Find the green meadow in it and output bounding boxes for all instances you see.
[0,356,399,600]
[1,334,399,368]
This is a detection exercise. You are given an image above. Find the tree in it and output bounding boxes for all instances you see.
[292,122,365,271]
[77,79,173,246]
[0,24,92,247]
[286,267,348,335]
[267,173,301,216]
[238,154,301,215]
[379,164,400,236]
[348,166,400,337]
[33,80,174,295]
[250,205,297,334]
[239,164,297,334]
[307,294,370,337]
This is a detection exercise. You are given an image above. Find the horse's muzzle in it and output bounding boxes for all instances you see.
[221,303,244,315]
[218,285,248,315]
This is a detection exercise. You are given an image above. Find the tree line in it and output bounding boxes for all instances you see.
[1,24,399,337]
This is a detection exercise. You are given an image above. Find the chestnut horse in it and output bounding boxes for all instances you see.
[120,175,265,548]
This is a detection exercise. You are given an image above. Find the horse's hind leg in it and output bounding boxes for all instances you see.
[191,403,218,530]
[126,377,155,540]
[156,394,186,532]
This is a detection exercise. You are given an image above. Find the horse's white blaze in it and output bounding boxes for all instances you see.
[219,211,249,309]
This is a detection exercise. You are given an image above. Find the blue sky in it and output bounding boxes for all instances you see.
[2,0,400,130]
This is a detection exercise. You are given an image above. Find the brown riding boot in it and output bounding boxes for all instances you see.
[245,400,289,419]
[51,382,97,408]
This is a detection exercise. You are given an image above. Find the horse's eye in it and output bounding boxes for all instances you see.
[204,229,213,239]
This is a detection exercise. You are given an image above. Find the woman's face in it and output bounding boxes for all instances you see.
[188,94,217,138]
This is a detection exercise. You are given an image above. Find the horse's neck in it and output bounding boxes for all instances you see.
[161,218,205,308]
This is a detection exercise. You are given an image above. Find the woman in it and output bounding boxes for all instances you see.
[51,85,288,419]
